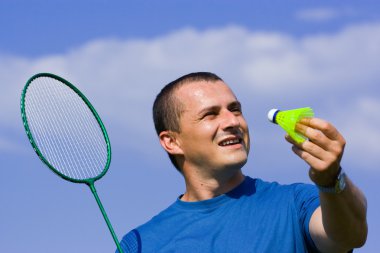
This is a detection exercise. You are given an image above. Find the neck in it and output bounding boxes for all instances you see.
[180,169,245,202]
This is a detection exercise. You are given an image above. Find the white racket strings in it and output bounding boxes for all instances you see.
[24,77,108,180]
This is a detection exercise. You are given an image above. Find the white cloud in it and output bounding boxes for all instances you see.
[296,7,360,23]
[334,97,380,168]
[1,22,380,168]
[241,22,380,96]
[296,7,339,22]
[0,135,27,153]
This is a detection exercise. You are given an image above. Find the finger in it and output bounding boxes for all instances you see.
[291,145,327,171]
[295,123,330,150]
[287,133,331,162]
[296,118,346,158]
[288,135,342,175]
[300,140,330,161]
[292,145,340,173]
[285,134,308,146]
[285,134,297,145]
[298,117,342,141]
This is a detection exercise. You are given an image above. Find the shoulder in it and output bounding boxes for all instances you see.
[251,177,306,196]
[253,177,317,194]
[134,200,182,238]
[118,229,141,253]
[118,202,180,253]
[248,177,319,209]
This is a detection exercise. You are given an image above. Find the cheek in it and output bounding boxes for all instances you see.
[242,122,251,151]
[181,123,216,148]
[202,122,219,141]
[196,122,219,139]
[203,122,218,132]
[245,133,251,154]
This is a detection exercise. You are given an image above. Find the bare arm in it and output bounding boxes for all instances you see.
[286,117,368,252]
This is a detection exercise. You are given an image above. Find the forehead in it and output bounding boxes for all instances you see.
[175,80,237,110]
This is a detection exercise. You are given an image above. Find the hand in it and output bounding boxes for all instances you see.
[285,117,346,187]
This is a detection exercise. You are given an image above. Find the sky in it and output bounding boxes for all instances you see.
[1,0,379,252]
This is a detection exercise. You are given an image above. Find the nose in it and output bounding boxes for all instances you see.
[221,110,240,130]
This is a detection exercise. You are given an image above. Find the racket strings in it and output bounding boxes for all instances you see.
[32,77,106,179]
[44,76,107,178]
[43,78,98,178]
[27,89,74,176]
[24,77,108,180]
[27,78,83,178]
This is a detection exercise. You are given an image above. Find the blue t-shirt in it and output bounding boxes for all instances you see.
[118,176,320,253]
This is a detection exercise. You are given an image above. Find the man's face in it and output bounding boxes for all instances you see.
[174,80,250,174]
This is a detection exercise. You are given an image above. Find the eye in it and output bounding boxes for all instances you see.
[203,111,217,118]
[230,105,242,115]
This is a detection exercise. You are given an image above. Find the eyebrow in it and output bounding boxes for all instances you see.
[228,101,242,110]
[197,100,242,116]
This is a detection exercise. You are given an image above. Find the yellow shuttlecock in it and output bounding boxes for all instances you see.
[267,107,314,143]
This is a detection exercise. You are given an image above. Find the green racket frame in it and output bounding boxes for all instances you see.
[20,73,123,253]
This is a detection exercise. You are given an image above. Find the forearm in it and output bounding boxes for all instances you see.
[289,118,368,250]
[319,175,368,249]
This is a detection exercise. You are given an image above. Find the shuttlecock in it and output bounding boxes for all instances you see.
[268,107,314,143]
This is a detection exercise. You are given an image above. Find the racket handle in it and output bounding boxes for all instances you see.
[88,183,124,253]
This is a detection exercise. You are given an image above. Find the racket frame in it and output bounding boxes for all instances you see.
[21,72,112,184]
[20,73,123,253]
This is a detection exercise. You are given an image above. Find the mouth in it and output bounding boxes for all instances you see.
[218,137,243,147]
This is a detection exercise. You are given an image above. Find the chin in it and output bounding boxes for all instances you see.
[224,156,248,170]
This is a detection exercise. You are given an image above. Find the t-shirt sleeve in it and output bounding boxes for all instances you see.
[116,229,141,253]
[293,183,321,253]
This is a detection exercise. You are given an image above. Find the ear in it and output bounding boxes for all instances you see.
[159,131,184,155]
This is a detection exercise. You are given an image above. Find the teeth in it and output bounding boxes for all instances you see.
[221,139,240,146]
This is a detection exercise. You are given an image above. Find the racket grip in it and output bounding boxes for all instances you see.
[88,183,124,253]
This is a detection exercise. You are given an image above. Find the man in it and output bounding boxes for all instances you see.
[118,72,367,252]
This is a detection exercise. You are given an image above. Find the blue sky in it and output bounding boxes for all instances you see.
[1,1,379,252]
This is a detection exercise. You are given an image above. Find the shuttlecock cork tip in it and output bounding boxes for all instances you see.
[268,108,280,124]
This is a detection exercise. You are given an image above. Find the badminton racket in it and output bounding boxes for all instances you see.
[20,73,123,253]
